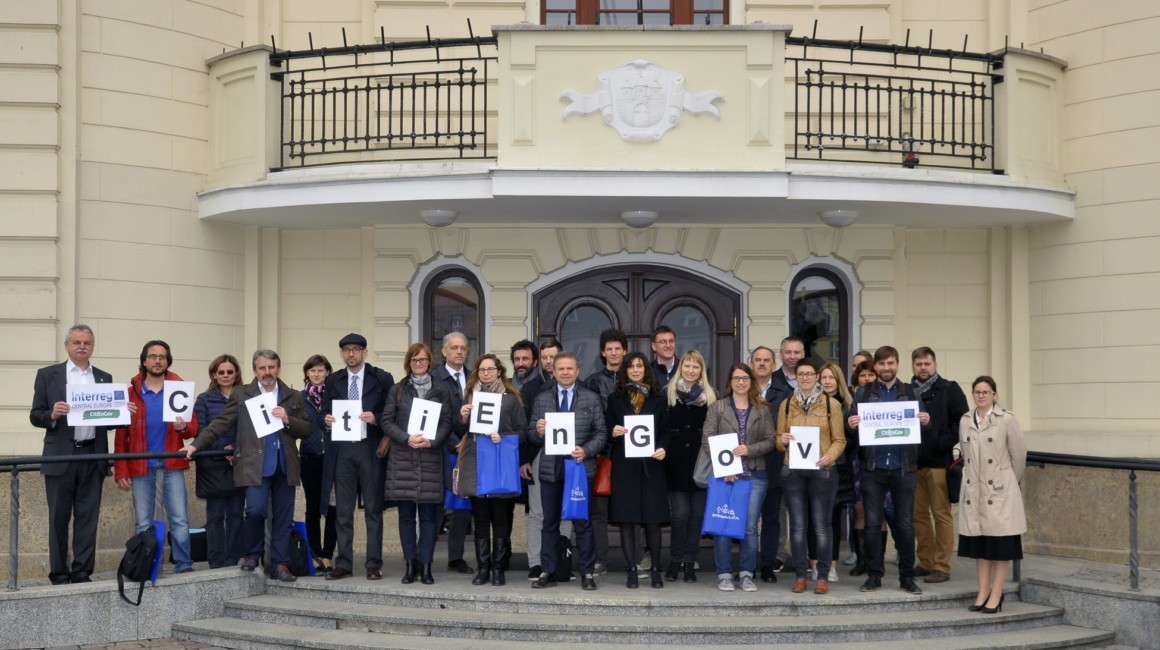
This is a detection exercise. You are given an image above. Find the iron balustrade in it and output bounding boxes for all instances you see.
[2,450,230,591]
[271,35,498,169]
[786,36,1002,171]
[1023,451,1160,591]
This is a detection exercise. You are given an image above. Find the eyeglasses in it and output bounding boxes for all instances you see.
[341,347,365,354]
[973,390,994,396]
[731,376,751,383]
[411,357,430,364]
[145,354,167,361]
[796,371,817,378]
[215,369,236,376]
[478,367,498,374]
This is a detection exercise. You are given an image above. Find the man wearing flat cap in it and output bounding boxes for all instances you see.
[320,333,395,580]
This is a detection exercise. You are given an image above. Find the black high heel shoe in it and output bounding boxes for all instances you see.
[967,596,988,612]
[980,593,1005,614]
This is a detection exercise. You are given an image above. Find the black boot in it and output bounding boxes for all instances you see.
[651,567,664,589]
[492,538,510,586]
[472,538,491,586]
[421,563,435,585]
[627,568,639,589]
[682,562,697,583]
[402,559,420,584]
[850,532,868,577]
[664,561,680,582]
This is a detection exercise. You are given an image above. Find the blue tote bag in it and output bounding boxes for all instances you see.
[701,477,751,540]
[561,459,589,521]
[444,454,472,510]
[476,435,521,496]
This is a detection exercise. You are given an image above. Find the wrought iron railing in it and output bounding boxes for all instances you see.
[271,30,498,169]
[786,31,1003,171]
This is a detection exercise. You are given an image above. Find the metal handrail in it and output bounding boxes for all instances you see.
[1024,450,1160,591]
[3,449,230,591]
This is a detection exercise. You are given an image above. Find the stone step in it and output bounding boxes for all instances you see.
[173,617,1116,650]
[265,578,1021,617]
[222,593,1067,643]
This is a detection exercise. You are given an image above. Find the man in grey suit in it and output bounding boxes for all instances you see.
[525,352,608,591]
[29,324,114,584]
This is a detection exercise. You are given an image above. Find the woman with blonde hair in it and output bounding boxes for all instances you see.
[662,349,716,583]
[455,354,526,586]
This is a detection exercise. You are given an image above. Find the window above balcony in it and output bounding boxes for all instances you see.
[543,0,728,26]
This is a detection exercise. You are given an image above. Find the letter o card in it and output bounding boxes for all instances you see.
[623,415,655,458]
[469,392,503,435]
[163,381,195,423]
[544,412,576,456]
[331,400,365,441]
[708,433,742,478]
[407,398,443,440]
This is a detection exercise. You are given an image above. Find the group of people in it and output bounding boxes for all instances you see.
[29,324,1027,610]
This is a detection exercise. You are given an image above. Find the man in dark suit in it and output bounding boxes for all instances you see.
[525,352,608,591]
[181,349,312,582]
[755,338,803,581]
[650,325,678,387]
[29,324,114,584]
[431,331,473,574]
[519,338,564,580]
[320,333,395,580]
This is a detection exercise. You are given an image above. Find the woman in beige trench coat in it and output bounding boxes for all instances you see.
[956,376,1027,614]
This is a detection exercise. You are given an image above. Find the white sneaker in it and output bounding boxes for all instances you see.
[593,562,607,577]
[810,567,818,581]
[717,577,735,592]
[842,553,857,566]
[828,565,839,582]
[740,576,758,592]
[639,556,652,570]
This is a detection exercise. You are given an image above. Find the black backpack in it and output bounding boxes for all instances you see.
[289,529,310,576]
[553,534,573,583]
[118,527,158,606]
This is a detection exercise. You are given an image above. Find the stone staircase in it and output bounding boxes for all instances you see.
[172,571,1114,649]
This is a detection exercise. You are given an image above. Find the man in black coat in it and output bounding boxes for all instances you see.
[29,324,114,584]
[756,337,804,581]
[320,333,395,580]
[909,347,969,584]
[431,331,473,574]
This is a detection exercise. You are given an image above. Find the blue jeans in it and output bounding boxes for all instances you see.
[205,494,244,568]
[398,501,439,564]
[781,466,837,580]
[713,472,768,578]
[131,465,192,572]
[862,468,916,582]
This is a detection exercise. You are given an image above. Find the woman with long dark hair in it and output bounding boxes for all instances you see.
[193,354,245,568]
[381,343,453,585]
[455,353,526,586]
[299,354,337,573]
[606,352,670,588]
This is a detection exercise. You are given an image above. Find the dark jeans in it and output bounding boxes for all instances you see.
[590,493,610,564]
[540,478,596,576]
[205,493,244,568]
[298,453,336,561]
[782,467,837,580]
[862,468,916,582]
[668,490,706,563]
[470,496,516,542]
[759,452,784,568]
[243,467,296,567]
[398,501,439,564]
[808,504,845,563]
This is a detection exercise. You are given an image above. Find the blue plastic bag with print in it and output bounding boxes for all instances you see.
[560,459,589,521]
[475,435,521,496]
[701,477,751,540]
[444,454,472,511]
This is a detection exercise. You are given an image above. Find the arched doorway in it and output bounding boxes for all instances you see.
[533,265,741,388]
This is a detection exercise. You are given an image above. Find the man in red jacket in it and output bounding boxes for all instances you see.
[115,340,199,573]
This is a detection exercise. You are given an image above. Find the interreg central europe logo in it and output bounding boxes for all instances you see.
[713,504,739,521]
[570,486,586,502]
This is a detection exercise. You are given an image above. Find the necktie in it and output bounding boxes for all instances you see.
[349,375,359,401]
[455,371,464,397]
[559,389,570,412]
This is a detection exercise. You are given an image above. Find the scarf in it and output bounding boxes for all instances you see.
[475,378,505,395]
[304,382,324,409]
[627,383,649,414]
[913,373,939,397]
[410,372,432,398]
[676,379,706,407]
[794,383,823,412]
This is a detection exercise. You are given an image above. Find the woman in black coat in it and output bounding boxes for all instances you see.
[661,349,715,583]
[606,352,670,589]
[455,354,527,587]
[379,342,452,585]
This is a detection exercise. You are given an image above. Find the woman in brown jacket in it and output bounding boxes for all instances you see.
[775,357,846,594]
[701,363,776,593]
[957,376,1027,614]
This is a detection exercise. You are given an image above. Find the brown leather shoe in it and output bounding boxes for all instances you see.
[326,567,352,581]
[791,577,808,593]
[814,579,829,595]
[923,570,950,583]
[914,565,932,577]
[367,567,383,580]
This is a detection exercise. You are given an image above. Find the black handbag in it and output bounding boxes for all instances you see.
[194,455,240,499]
[946,448,964,504]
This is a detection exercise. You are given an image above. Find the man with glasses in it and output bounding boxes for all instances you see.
[757,337,805,581]
[320,333,395,580]
[846,345,927,595]
[433,331,475,574]
[30,325,115,584]
[650,326,678,386]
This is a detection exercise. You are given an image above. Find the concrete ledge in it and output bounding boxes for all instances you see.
[0,568,263,650]
[1022,578,1160,650]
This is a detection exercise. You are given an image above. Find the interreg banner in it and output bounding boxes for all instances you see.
[857,400,921,446]
[67,383,130,427]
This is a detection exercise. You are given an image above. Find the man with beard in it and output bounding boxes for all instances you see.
[521,338,570,580]
[510,339,542,392]
[114,340,199,574]
[846,346,928,595]
[910,347,968,584]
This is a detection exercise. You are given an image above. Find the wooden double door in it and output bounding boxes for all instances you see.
[533,265,740,389]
